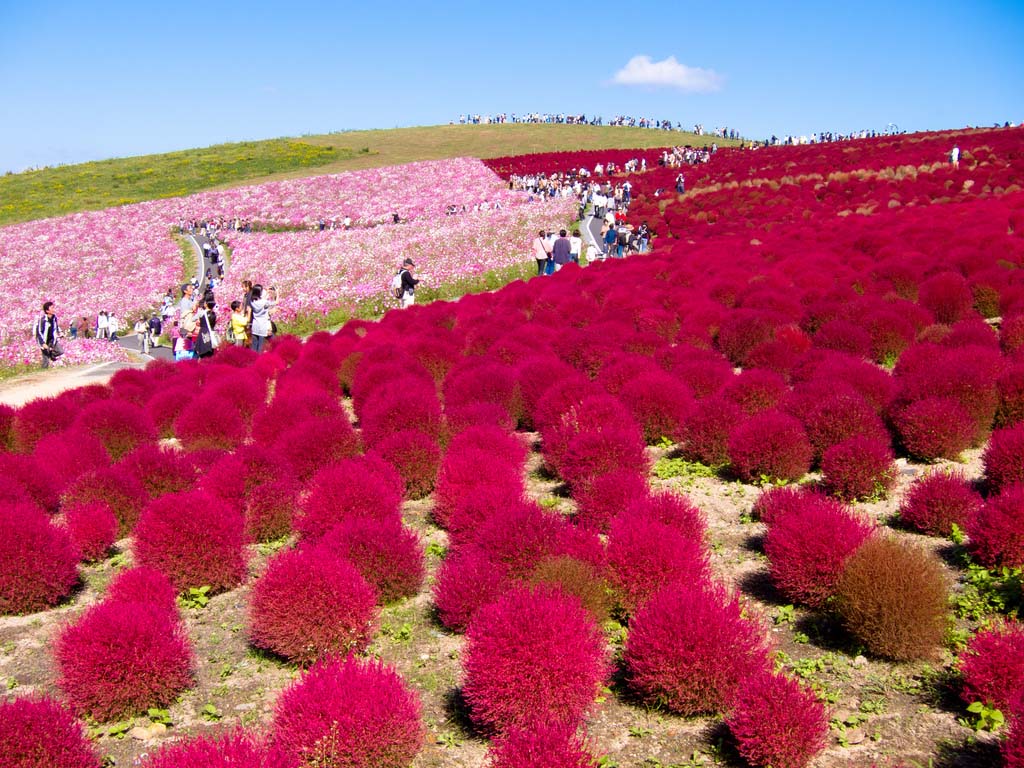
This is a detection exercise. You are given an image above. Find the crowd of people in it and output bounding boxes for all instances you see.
[456,113,743,138]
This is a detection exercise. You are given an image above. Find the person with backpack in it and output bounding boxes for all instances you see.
[394,258,420,308]
[34,301,64,369]
[147,314,163,347]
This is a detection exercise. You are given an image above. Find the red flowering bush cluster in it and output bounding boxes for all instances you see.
[892,397,976,461]
[140,730,285,768]
[899,470,983,536]
[371,429,441,500]
[763,496,875,608]
[315,517,424,603]
[984,423,1024,491]
[728,411,812,483]
[295,455,403,541]
[104,566,178,617]
[55,600,193,720]
[270,655,424,768]
[0,503,79,614]
[73,399,156,460]
[462,586,609,734]
[62,501,118,562]
[624,582,772,716]
[133,490,248,593]
[0,696,101,768]
[958,620,1024,711]
[967,484,1024,568]
[249,547,378,665]
[726,672,829,768]
[821,435,897,501]
[62,467,148,536]
[488,724,599,768]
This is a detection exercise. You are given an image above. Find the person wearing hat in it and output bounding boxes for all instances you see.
[399,258,420,309]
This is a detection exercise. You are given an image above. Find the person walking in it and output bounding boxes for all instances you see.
[398,258,420,308]
[249,284,277,352]
[569,229,583,264]
[551,229,572,273]
[531,230,550,276]
[34,301,64,369]
[230,301,250,346]
[950,145,961,168]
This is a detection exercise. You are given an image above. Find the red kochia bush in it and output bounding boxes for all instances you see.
[488,724,599,768]
[682,395,743,465]
[73,399,156,460]
[174,394,247,451]
[752,485,823,526]
[249,547,378,665]
[242,479,298,542]
[12,396,76,453]
[919,271,974,324]
[271,655,424,768]
[104,566,178,617]
[273,414,362,482]
[371,429,441,500]
[958,620,1024,711]
[55,600,193,720]
[62,467,148,536]
[728,410,812,483]
[0,504,79,614]
[315,517,424,603]
[726,672,829,768]
[624,581,772,716]
[573,469,649,532]
[764,497,875,608]
[0,696,101,768]
[296,456,403,541]
[617,371,694,444]
[444,484,528,544]
[607,513,710,615]
[722,369,788,415]
[433,448,523,531]
[433,546,511,632]
[821,436,897,501]
[1007,701,1024,768]
[997,364,1024,427]
[984,423,1024,491]
[624,491,707,545]
[63,502,118,562]
[360,384,444,447]
[893,396,976,461]
[462,586,609,734]
[797,390,889,460]
[32,428,110,495]
[967,484,1024,568]
[560,427,649,495]
[133,491,248,593]
[116,444,195,500]
[141,729,285,767]
[899,470,983,536]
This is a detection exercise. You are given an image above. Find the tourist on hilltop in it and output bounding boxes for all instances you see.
[134,318,149,353]
[33,301,63,369]
[249,284,277,352]
[398,258,420,308]
[230,301,250,347]
[569,229,583,264]
[531,230,551,276]
[194,298,218,359]
[604,222,618,257]
[637,221,651,254]
[949,145,961,168]
[551,230,572,273]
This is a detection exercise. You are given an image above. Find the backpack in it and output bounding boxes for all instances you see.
[391,270,404,299]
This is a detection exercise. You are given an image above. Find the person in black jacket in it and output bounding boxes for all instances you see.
[34,301,63,369]
[399,258,420,308]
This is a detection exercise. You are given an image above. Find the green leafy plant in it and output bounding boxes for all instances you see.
[147,707,172,726]
[653,457,719,481]
[952,563,1022,620]
[960,701,1005,731]
[774,604,796,625]
[179,585,212,610]
[200,703,222,722]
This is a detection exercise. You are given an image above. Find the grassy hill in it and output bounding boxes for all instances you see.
[0,124,736,227]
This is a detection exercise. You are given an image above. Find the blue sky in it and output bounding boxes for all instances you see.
[1,0,1022,173]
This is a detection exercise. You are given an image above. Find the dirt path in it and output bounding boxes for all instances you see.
[0,360,144,407]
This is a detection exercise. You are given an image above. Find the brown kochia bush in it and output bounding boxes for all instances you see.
[835,536,949,661]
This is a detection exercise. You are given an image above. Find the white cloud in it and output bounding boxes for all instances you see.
[611,55,724,93]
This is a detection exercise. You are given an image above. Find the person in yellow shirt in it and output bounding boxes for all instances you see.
[230,301,250,347]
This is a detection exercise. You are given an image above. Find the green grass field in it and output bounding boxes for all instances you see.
[1,124,737,226]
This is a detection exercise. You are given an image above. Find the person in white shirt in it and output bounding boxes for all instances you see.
[96,311,109,340]
[569,230,583,264]
[107,312,120,341]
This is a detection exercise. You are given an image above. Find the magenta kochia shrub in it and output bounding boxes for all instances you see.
[433,546,511,632]
[919,271,974,324]
[62,501,118,563]
[173,394,247,451]
[796,390,889,460]
[315,517,424,603]
[726,671,829,768]
[11,396,77,453]
[607,513,710,615]
[273,414,362,482]
[73,399,156,460]
[821,435,897,501]
[728,410,812,483]
[360,383,444,447]
[488,723,599,768]
[899,470,983,536]
[997,364,1024,427]
[560,427,649,495]
[763,497,875,609]
[270,655,424,768]
[55,600,193,720]
[443,360,522,426]
[967,484,1024,568]
[721,368,788,415]
[249,547,378,665]
[624,581,772,716]
[617,371,694,444]
[0,696,101,768]
[462,586,609,734]
[295,456,403,541]
[682,395,743,466]
[31,428,110,499]
[573,469,649,532]
[62,467,148,536]
[1007,701,1024,768]
[445,484,528,544]
[104,566,178,618]
[140,729,285,768]
[893,397,976,461]
[116,444,196,500]
[133,491,248,593]
[624,491,707,545]
[984,423,1024,491]
[0,503,79,615]
[433,448,523,531]
[958,620,1024,711]
[371,429,441,500]
[752,485,826,526]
